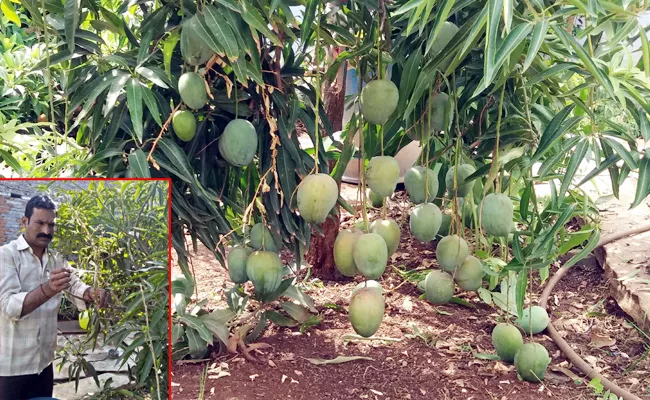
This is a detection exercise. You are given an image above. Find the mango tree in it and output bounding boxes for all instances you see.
[3,0,650,369]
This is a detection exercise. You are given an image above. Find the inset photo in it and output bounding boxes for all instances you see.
[0,179,170,400]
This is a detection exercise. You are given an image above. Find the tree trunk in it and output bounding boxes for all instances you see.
[305,46,347,281]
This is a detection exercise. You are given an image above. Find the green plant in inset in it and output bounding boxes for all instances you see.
[47,180,168,399]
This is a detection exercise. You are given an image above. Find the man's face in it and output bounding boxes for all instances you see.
[21,207,56,248]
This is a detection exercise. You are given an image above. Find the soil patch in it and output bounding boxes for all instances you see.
[171,190,650,400]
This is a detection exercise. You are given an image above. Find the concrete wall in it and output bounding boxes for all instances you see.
[0,180,91,245]
[0,195,29,244]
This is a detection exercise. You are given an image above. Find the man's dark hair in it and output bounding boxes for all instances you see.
[25,195,57,220]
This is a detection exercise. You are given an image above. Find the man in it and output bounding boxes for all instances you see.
[0,194,110,400]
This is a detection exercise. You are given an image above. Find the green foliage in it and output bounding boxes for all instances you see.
[171,269,319,360]
[3,0,650,370]
[47,180,168,398]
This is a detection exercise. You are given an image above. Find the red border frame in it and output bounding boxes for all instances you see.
[0,177,173,399]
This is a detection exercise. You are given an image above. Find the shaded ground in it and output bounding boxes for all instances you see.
[171,191,650,400]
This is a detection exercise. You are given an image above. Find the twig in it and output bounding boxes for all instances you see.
[274,30,284,93]
[468,96,496,149]
[140,284,162,400]
[146,103,182,168]
[195,137,220,156]
[363,365,379,379]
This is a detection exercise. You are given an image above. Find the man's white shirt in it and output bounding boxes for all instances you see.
[0,235,90,376]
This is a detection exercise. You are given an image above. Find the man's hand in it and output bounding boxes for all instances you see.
[48,267,71,294]
[84,288,111,308]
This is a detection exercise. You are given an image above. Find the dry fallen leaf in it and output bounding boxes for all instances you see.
[268,359,277,368]
[551,366,582,382]
[249,374,258,382]
[208,371,230,380]
[590,332,616,348]
[294,370,303,376]
[442,363,457,376]
[282,374,287,383]
[584,355,600,370]
[402,297,413,312]
[493,362,511,373]
[370,389,383,396]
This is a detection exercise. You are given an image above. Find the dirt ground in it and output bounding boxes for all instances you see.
[171,191,650,400]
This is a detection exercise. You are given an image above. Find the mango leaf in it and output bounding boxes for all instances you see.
[449,296,476,308]
[64,0,81,53]
[526,63,577,87]
[601,136,637,170]
[126,78,144,143]
[156,138,196,185]
[0,149,24,175]
[562,229,600,270]
[457,4,488,57]
[265,310,298,327]
[405,0,429,35]
[476,22,533,93]
[282,284,317,313]
[399,50,422,113]
[417,0,436,36]
[180,315,213,344]
[137,29,153,66]
[185,327,208,359]
[141,86,162,127]
[484,0,503,85]
[200,309,235,344]
[239,2,281,46]
[640,111,650,142]
[621,81,650,115]
[559,226,593,255]
[515,271,527,319]
[172,324,184,344]
[425,0,456,55]
[532,104,577,162]
[538,204,576,251]
[631,153,650,209]
[497,22,532,70]
[474,352,500,360]
[576,153,620,187]
[162,31,179,80]
[104,73,129,117]
[1,0,20,25]
[69,71,125,117]
[394,0,427,15]
[200,5,239,61]
[191,14,224,55]
[280,302,311,323]
[127,149,150,178]
[520,182,531,221]
[640,21,650,79]
[553,26,616,99]
[503,0,512,33]
[300,0,318,49]
[136,66,169,89]
[523,19,549,72]
[558,139,589,201]
[244,311,267,343]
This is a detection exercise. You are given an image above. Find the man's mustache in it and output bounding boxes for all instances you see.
[37,233,53,239]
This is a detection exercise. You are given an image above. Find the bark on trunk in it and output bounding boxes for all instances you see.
[305,46,347,281]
